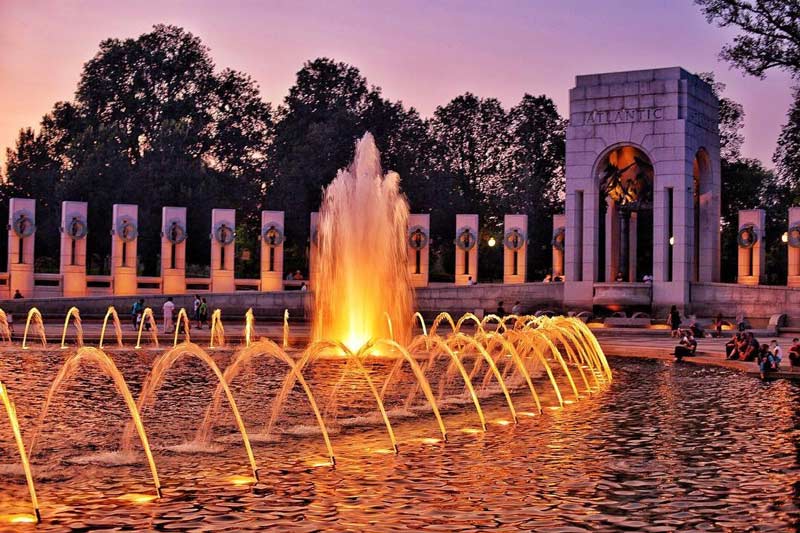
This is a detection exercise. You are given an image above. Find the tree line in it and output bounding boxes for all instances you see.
[3,5,800,284]
[2,25,564,282]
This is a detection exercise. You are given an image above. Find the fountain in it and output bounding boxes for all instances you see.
[60,306,84,349]
[0,135,615,526]
[173,308,191,347]
[134,307,158,349]
[311,133,413,351]
[21,307,46,349]
[98,306,123,348]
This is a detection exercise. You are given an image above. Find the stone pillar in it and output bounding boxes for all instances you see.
[161,207,187,294]
[552,214,565,278]
[260,211,285,292]
[737,209,765,285]
[407,214,430,287]
[309,212,319,283]
[604,200,619,281]
[628,211,638,281]
[60,201,88,297]
[455,214,478,285]
[7,198,36,299]
[503,214,527,284]
[788,207,800,287]
[210,209,236,293]
[111,204,138,296]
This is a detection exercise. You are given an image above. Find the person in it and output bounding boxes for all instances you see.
[12,289,22,299]
[741,332,760,362]
[511,301,523,315]
[193,294,202,329]
[496,301,507,316]
[300,281,308,291]
[713,313,724,338]
[668,305,681,338]
[615,271,624,282]
[553,274,565,282]
[293,270,304,280]
[131,298,144,329]
[198,297,208,329]
[163,297,175,334]
[789,338,800,367]
[689,319,705,338]
[285,271,294,281]
[736,313,746,332]
[725,332,742,359]
[680,329,697,355]
[758,343,778,379]
[542,274,552,283]
[642,274,653,282]
[467,276,476,286]
[770,339,782,369]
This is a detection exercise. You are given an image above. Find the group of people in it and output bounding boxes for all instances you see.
[542,274,565,283]
[130,295,209,334]
[495,300,524,316]
[725,332,790,378]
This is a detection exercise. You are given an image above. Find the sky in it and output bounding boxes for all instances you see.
[0,0,794,170]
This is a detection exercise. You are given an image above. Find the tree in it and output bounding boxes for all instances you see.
[266,58,435,274]
[697,72,746,161]
[774,87,800,193]
[696,0,800,78]
[2,24,273,274]
[507,95,566,278]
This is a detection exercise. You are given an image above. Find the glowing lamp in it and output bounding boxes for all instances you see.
[487,237,497,247]
[782,232,789,244]
[669,236,675,246]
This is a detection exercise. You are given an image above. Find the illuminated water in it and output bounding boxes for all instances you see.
[0,353,796,531]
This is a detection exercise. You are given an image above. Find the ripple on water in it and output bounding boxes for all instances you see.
[0,355,796,531]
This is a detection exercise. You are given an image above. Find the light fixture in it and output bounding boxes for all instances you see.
[669,236,675,246]
[487,237,497,247]
[782,231,789,244]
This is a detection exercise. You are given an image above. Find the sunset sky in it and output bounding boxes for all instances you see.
[0,0,793,170]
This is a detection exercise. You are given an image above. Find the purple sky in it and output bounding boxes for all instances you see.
[0,0,794,170]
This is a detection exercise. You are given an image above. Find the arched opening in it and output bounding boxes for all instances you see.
[596,146,654,282]
[693,148,713,282]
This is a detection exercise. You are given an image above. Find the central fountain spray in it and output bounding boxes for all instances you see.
[312,133,414,351]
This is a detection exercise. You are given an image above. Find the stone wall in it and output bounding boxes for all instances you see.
[689,282,800,323]
[0,282,565,319]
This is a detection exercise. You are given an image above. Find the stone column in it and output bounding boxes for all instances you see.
[309,212,318,283]
[210,209,236,293]
[407,214,430,287]
[455,214,479,285]
[503,214,527,284]
[552,214,565,278]
[629,211,638,281]
[60,201,88,297]
[260,211,285,292]
[605,199,619,281]
[111,204,139,296]
[161,207,187,294]
[788,207,800,287]
[7,198,36,299]
[737,209,765,285]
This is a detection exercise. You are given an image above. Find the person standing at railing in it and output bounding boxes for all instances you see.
[163,297,175,334]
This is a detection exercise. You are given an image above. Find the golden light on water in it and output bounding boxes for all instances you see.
[119,493,157,504]
[227,475,257,486]
[5,514,37,524]
[493,419,512,426]
[460,427,482,435]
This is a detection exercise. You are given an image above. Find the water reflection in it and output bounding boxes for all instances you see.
[0,355,796,531]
